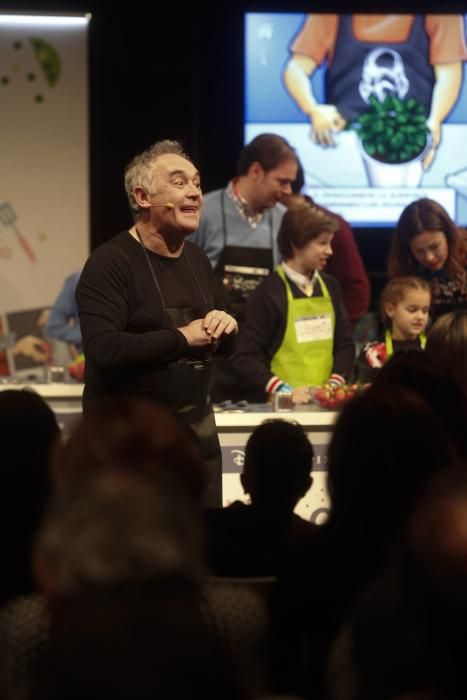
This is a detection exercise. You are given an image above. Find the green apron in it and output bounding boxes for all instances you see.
[271,265,335,387]
[385,329,426,356]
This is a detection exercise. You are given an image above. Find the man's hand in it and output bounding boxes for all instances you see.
[177,319,212,347]
[202,310,238,340]
[284,55,346,147]
[11,334,47,363]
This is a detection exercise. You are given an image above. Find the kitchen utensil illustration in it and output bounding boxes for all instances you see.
[0,202,37,263]
[445,167,467,200]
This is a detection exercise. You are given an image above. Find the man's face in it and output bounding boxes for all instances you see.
[253,158,298,211]
[148,153,203,234]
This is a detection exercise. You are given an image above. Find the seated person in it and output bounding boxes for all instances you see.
[204,419,317,577]
[426,309,467,393]
[355,276,430,384]
[45,271,82,359]
[234,204,354,404]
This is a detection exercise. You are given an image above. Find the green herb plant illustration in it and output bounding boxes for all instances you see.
[353,95,429,164]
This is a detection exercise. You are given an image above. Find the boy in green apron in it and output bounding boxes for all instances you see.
[234,205,355,404]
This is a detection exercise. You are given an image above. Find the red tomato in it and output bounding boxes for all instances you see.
[334,388,346,402]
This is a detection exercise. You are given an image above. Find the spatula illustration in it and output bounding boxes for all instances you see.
[0,202,37,263]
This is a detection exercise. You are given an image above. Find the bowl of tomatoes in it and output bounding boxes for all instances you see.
[312,383,366,410]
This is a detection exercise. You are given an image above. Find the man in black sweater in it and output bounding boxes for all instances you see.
[76,140,238,506]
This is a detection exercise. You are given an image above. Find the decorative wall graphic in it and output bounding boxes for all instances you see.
[30,37,61,88]
[1,34,61,104]
[0,15,89,352]
[0,202,36,263]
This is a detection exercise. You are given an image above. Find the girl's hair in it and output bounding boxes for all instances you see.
[426,310,467,387]
[277,204,339,259]
[387,198,465,279]
[380,276,430,325]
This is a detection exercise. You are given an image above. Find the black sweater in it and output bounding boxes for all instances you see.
[76,231,234,409]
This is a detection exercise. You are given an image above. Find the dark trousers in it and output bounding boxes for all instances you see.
[188,406,223,508]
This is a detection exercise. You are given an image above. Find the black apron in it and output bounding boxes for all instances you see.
[326,15,434,123]
[137,231,222,506]
[211,191,274,403]
[215,190,274,322]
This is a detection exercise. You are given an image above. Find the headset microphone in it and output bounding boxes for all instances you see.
[149,202,175,209]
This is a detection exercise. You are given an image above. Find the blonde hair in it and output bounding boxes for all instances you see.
[380,276,431,325]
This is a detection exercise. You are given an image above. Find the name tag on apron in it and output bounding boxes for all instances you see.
[295,314,333,343]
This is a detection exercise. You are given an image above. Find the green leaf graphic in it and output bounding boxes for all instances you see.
[29,37,60,87]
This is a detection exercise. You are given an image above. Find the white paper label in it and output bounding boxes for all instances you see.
[295,315,332,343]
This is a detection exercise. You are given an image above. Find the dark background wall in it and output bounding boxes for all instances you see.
[8,0,467,306]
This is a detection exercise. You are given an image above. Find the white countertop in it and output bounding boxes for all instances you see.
[0,382,84,398]
[214,407,337,427]
[0,382,337,427]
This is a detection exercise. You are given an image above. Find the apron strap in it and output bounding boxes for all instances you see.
[315,272,331,300]
[220,189,228,249]
[385,328,426,357]
[276,264,330,301]
[276,264,294,303]
[135,227,208,312]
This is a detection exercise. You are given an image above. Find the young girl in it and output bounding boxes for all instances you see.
[355,276,431,383]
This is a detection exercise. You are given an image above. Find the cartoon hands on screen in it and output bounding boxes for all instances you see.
[308,104,347,146]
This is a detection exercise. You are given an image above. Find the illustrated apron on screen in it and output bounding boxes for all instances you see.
[211,190,275,403]
[271,266,335,388]
[326,15,434,122]
[137,230,222,506]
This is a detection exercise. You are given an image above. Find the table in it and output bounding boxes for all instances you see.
[0,382,336,522]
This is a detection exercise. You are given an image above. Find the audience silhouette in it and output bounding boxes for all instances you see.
[0,390,60,607]
[205,419,317,577]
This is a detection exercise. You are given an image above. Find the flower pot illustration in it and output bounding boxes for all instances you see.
[359,135,430,187]
[352,95,429,188]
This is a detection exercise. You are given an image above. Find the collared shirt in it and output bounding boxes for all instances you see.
[282,261,317,297]
[227,179,264,228]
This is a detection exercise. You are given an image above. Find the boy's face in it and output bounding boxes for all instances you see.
[385,288,431,341]
[291,231,334,274]
[251,158,298,210]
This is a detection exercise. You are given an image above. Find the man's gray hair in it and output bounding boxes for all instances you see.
[124,139,189,221]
